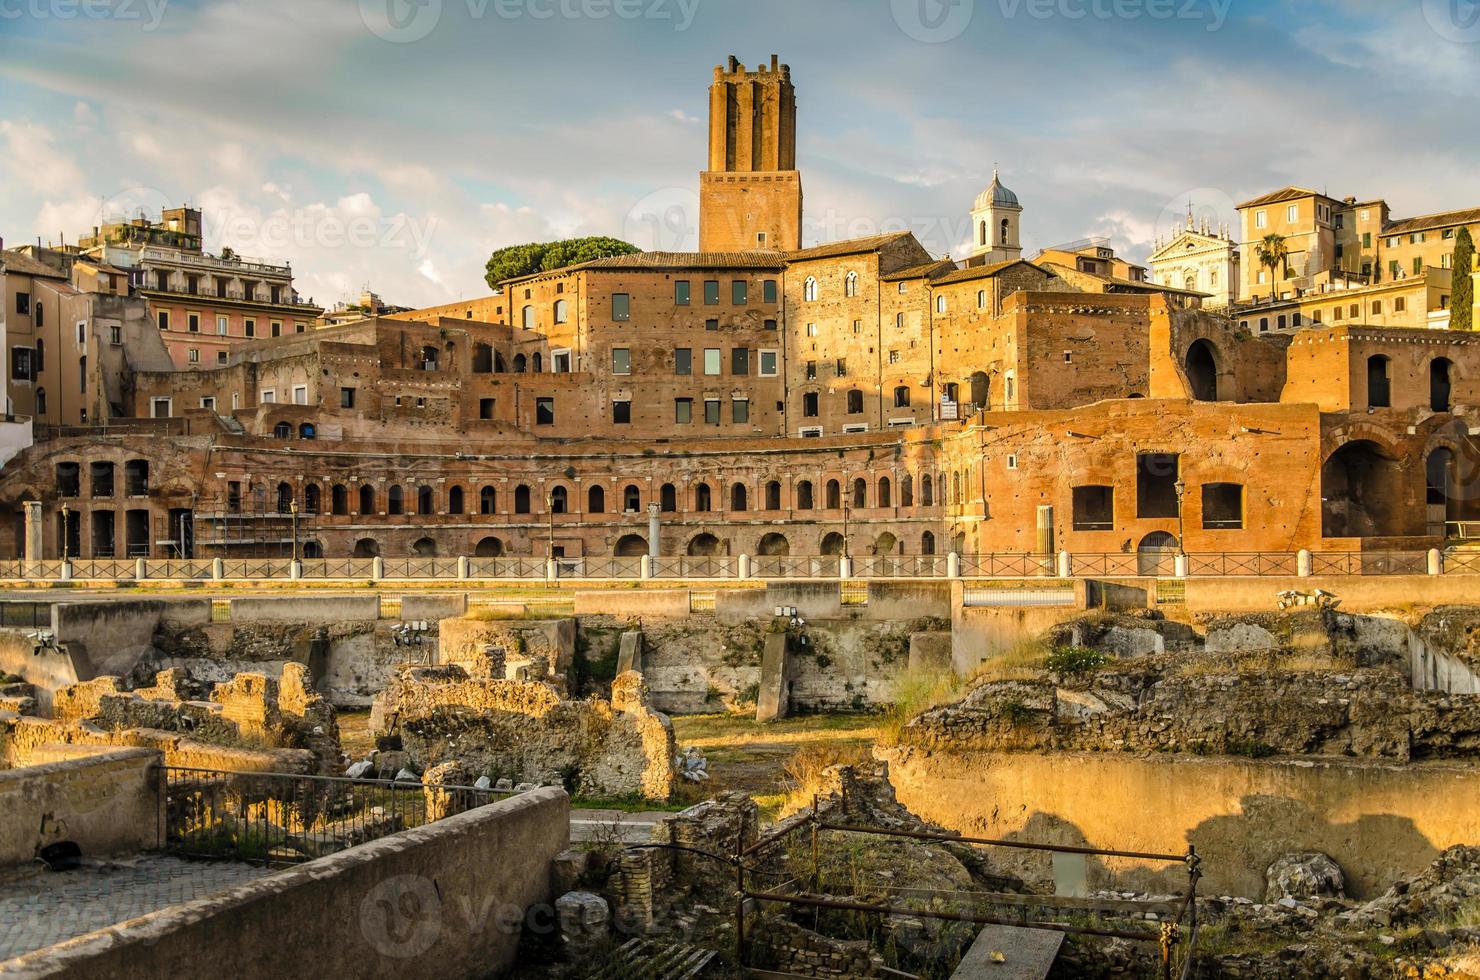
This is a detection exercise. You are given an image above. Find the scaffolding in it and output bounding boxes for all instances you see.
[192,484,319,558]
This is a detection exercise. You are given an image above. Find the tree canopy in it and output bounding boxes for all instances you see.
[1453,227,1474,332]
[484,236,640,288]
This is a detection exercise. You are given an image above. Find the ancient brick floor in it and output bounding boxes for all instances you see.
[0,855,275,961]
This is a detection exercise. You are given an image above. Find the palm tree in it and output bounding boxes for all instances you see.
[1255,233,1288,303]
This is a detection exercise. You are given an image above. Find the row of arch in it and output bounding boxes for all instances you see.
[270,473,947,516]
[347,529,943,559]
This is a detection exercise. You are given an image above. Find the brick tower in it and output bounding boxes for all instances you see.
[698,55,803,253]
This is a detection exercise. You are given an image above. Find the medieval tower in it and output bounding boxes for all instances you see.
[698,55,803,253]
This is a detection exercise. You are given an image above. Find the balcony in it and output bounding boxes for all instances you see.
[138,245,291,278]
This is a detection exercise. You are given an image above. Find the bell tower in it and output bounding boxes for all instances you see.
[970,170,1023,263]
[698,55,803,253]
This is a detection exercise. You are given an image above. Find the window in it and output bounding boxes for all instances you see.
[1363,232,1372,248]
[703,280,720,305]
[1414,258,1424,275]
[613,400,631,424]
[611,348,631,374]
[515,485,531,514]
[1367,355,1391,408]
[759,350,778,376]
[271,320,282,337]
[587,485,605,513]
[732,280,748,304]
[549,486,568,514]
[762,280,777,303]
[846,389,864,414]
[806,361,817,380]
[1286,204,1298,222]
[851,319,861,335]
[704,398,721,425]
[553,299,568,324]
[1395,297,1407,313]
[977,289,986,310]
[674,348,692,375]
[806,322,818,337]
[480,486,497,514]
[674,398,692,424]
[552,350,571,372]
[935,295,946,313]
[732,398,749,423]
[893,385,910,407]
[731,348,749,375]
[1135,453,1180,519]
[695,484,711,511]
[1202,483,1244,529]
[188,348,200,363]
[157,310,169,330]
[217,351,227,365]
[1372,301,1383,315]
[479,397,495,419]
[612,293,630,320]
[261,389,275,403]
[803,392,819,417]
[730,483,747,511]
[1072,486,1114,531]
[835,358,847,377]
[35,388,46,414]
[292,385,307,405]
[15,292,29,315]
[522,305,534,329]
[188,313,200,333]
[703,348,721,375]
[803,277,818,301]
[674,280,691,305]
[764,318,777,331]
[339,387,356,409]
[536,397,555,425]
[845,272,858,297]
[1255,210,1267,229]
[217,315,228,335]
[705,318,718,332]
[244,318,255,338]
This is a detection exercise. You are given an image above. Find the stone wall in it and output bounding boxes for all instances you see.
[4,787,569,980]
[0,747,161,868]
[439,616,575,683]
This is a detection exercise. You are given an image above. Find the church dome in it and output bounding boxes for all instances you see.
[974,170,1020,211]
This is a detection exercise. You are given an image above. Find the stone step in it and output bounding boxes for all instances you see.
[950,924,1064,980]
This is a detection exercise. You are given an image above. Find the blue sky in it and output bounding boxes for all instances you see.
[2,0,1478,308]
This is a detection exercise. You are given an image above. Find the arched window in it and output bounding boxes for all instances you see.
[273,421,291,439]
[878,476,891,507]
[730,482,747,511]
[979,220,987,246]
[844,272,858,298]
[553,299,568,323]
[846,389,864,414]
[952,472,962,505]
[472,343,493,373]
[1000,217,1010,245]
[893,386,910,408]
[358,484,375,514]
[969,371,989,408]
[513,353,527,373]
[532,352,543,373]
[514,485,531,514]
[922,473,934,506]
[796,480,814,509]
[1431,358,1454,412]
[299,423,315,439]
[480,485,497,514]
[660,483,677,512]
[35,388,46,415]
[588,485,606,513]
[852,478,867,508]
[921,530,936,555]
[826,479,841,509]
[1367,355,1391,408]
[387,485,404,515]
[901,474,914,507]
[977,289,986,310]
[521,305,534,329]
[765,480,781,510]
[550,486,568,513]
[935,295,946,313]
[420,345,438,370]
[331,484,349,515]
[695,483,712,512]
[276,482,293,513]
[613,484,635,512]
[416,484,433,515]
[803,392,819,417]
[304,484,321,514]
[803,277,818,301]
[448,486,465,514]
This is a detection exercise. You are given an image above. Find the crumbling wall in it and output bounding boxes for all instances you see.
[369,665,673,800]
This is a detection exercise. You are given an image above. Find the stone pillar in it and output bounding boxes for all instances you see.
[546,557,559,582]
[1296,549,1312,577]
[59,561,72,581]
[289,560,302,580]
[755,632,791,722]
[837,556,853,580]
[212,557,224,580]
[135,557,148,580]
[640,554,652,579]
[1428,548,1443,576]
[371,555,385,580]
[1057,550,1072,578]
[22,501,42,565]
[647,503,660,559]
[738,553,752,578]
[1035,505,1055,555]
[947,551,961,578]
[457,555,470,579]
[1173,553,1189,579]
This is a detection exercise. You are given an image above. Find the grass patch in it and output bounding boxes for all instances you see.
[1044,645,1107,675]
[878,667,964,745]
[967,638,1049,682]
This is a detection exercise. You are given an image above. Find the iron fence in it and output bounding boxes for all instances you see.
[852,554,948,577]
[466,556,547,579]
[142,558,214,580]
[1309,551,1428,576]
[961,553,1056,577]
[1443,549,1480,574]
[66,559,137,579]
[1184,552,1300,577]
[651,556,739,579]
[162,766,513,865]
[752,555,842,578]
[1070,552,1172,577]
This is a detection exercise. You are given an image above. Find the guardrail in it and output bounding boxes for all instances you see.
[0,549,1467,583]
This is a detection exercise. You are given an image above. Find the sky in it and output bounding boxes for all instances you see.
[1,0,1479,309]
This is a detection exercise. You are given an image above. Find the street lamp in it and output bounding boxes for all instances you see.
[59,503,71,561]
[1173,478,1187,558]
[289,499,300,563]
[841,491,851,559]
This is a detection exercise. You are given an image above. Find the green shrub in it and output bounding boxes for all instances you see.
[1044,645,1107,675]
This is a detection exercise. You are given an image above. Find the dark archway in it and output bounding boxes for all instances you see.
[1431,358,1454,413]
[1136,531,1178,576]
[969,370,989,409]
[687,533,721,556]
[1185,339,1219,402]
[820,532,846,556]
[757,532,789,556]
[474,536,504,557]
[412,537,437,557]
[615,533,648,557]
[352,537,379,558]
[1321,440,1403,537]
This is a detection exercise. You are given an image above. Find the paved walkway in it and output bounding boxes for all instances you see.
[0,856,275,962]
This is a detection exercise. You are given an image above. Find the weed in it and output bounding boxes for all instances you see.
[1045,645,1107,675]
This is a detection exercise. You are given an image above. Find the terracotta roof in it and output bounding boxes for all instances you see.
[1235,186,1325,210]
[929,259,1050,286]
[784,232,915,263]
[1384,207,1480,236]
[880,259,957,282]
[1042,261,1208,297]
[0,249,67,279]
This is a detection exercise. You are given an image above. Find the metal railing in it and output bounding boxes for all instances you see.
[162,766,514,866]
[960,553,1056,577]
